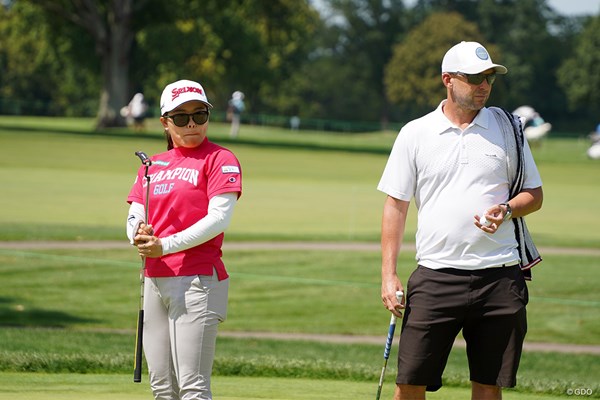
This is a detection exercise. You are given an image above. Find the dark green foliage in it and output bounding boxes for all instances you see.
[2,1,598,128]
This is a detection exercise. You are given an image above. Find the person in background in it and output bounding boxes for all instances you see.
[126,79,242,400]
[588,123,600,143]
[587,123,600,159]
[290,115,301,131]
[228,90,245,139]
[378,41,543,400]
[122,92,148,131]
[512,105,551,144]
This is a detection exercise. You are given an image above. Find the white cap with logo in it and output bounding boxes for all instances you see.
[441,41,507,75]
[160,79,213,115]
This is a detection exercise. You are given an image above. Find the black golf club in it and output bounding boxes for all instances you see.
[133,151,151,383]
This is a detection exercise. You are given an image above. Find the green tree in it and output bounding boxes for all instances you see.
[279,0,409,125]
[2,0,319,122]
[0,2,58,114]
[476,0,568,117]
[130,0,320,116]
[238,0,320,114]
[0,2,98,116]
[557,15,600,119]
[27,0,165,128]
[275,52,369,122]
[384,12,502,118]
[409,0,576,121]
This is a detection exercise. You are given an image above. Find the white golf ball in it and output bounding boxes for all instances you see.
[479,211,492,227]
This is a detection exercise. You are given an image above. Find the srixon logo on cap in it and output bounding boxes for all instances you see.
[171,86,204,101]
[475,47,489,60]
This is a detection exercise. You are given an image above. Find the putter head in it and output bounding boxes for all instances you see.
[135,151,152,166]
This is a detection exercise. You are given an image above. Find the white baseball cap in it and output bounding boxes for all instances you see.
[441,41,507,75]
[160,79,213,115]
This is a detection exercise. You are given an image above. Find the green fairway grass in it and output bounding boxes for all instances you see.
[1,117,599,399]
[0,247,599,397]
[1,116,599,246]
[0,248,598,343]
[0,329,598,398]
[1,327,598,391]
[0,373,579,400]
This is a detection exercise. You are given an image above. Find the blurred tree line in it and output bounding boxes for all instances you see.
[0,0,598,131]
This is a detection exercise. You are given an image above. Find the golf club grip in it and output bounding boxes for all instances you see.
[133,309,144,383]
[383,317,397,359]
[383,290,403,359]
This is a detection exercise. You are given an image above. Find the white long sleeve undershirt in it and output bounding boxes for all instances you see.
[126,202,145,245]
[126,192,238,254]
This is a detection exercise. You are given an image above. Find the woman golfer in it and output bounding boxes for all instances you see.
[126,79,242,399]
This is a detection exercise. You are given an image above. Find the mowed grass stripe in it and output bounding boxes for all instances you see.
[2,246,600,308]
[1,248,599,343]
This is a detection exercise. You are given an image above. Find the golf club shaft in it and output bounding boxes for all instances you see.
[375,291,403,400]
[133,308,144,382]
[133,250,146,382]
[133,151,151,383]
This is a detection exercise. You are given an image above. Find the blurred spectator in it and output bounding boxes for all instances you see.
[588,123,600,143]
[512,105,551,145]
[587,123,600,159]
[228,91,245,139]
[290,115,300,131]
[121,93,148,131]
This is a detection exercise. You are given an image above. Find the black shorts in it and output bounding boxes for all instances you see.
[396,264,528,391]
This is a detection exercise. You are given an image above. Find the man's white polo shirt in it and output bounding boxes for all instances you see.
[378,101,542,270]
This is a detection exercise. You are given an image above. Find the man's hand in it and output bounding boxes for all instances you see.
[474,205,505,234]
[382,279,405,318]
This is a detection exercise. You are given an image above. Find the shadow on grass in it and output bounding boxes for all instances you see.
[0,297,99,328]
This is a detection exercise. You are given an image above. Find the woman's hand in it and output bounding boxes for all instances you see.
[134,224,163,258]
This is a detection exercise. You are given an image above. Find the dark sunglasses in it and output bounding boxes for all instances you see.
[164,111,210,127]
[456,72,496,85]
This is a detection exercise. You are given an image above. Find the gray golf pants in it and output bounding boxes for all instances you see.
[143,271,229,400]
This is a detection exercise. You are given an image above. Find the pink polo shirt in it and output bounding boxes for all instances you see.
[127,138,242,280]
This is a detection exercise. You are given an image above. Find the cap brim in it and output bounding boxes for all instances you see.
[491,64,508,74]
[459,63,508,75]
[162,99,213,115]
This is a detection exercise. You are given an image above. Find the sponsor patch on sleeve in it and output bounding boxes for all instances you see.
[222,166,240,174]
